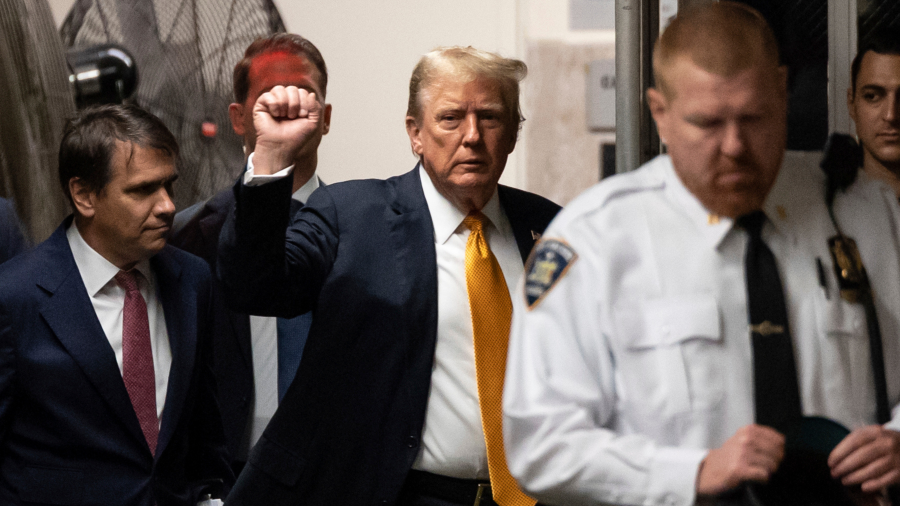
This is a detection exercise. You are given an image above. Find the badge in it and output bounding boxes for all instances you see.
[524,239,577,309]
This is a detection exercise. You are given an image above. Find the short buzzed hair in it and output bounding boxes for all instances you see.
[652,1,781,99]
[851,27,900,95]
[233,33,328,103]
[407,46,527,141]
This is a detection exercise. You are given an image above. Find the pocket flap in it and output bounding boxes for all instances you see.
[248,435,307,486]
[616,295,721,349]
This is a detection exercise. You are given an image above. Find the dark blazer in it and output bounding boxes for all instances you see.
[171,186,313,470]
[170,189,254,469]
[218,167,560,505]
[0,198,27,265]
[0,218,233,506]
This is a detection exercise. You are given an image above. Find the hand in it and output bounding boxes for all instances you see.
[829,425,900,493]
[696,424,785,496]
[252,85,324,174]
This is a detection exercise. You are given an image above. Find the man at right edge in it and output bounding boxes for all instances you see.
[504,3,900,506]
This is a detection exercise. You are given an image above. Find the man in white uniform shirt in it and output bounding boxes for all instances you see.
[504,3,900,506]
[0,104,231,505]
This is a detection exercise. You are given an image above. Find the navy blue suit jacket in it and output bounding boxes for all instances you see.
[171,187,312,470]
[171,189,255,470]
[218,167,560,505]
[0,198,27,265]
[0,218,233,506]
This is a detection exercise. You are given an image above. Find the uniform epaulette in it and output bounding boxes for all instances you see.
[559,157,669,222]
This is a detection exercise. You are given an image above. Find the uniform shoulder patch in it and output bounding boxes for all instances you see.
[524,239,577,309]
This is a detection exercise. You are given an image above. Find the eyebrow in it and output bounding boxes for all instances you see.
[126,173,179,191]
[859,84,887,93]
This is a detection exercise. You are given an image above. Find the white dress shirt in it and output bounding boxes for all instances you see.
[504,153,900,506]
[66,222,171,421]
[411,165,523,480]
[243,152,320,453]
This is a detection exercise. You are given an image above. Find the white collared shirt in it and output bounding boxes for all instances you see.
[66,222,171,421]
[411,164,523,479]
[244,153,320,456]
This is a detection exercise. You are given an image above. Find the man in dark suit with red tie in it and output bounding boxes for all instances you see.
[0,104,232,505]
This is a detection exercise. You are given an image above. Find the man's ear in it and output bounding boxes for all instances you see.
[322,103,333,135]
[847,86,859,125]
[69,177,96,218]
[229,103,245,136]
[646,87,670,143]
[406,116,424,156]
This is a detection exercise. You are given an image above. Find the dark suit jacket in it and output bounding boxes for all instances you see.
[0,198,27,265]
[218,167,560,505]
[171,187,313,470]
[170,189,254,469]
[0,218,233,506]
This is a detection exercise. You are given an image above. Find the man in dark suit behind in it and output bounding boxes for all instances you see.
[170,33,331,473]
[0,104,232,505]
[219,46,560,506]
[0,197,27,264]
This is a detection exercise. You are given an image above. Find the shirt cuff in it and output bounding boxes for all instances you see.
[647,446,708,506]
[243,152,294,186]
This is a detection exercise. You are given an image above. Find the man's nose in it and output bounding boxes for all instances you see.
[885,92,899,124]
[462,114,482,146]
[156,187,176,217]
[721,122,747,157]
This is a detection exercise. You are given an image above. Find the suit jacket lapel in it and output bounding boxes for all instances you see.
[498,185,541,263]
[153,248,197,457]
[386,168,439,419]
[37,224,149,452]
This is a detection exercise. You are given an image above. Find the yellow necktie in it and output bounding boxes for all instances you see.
[463,212,536,506]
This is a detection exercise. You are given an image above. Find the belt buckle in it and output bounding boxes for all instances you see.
[473,483,491,506]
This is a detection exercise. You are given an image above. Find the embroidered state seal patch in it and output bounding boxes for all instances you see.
[524,239,577,309]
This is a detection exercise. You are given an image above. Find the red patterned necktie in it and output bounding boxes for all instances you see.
[115,270,158,455]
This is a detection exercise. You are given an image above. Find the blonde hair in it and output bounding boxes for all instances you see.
[407,46,527,139]
[653,1,780,98]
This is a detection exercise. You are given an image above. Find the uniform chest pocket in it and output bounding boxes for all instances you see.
[613,295,723,419]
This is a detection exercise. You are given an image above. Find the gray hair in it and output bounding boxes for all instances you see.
[407,46,527,141]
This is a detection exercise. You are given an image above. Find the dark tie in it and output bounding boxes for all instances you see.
[276,198,312,401]
[738,211,803,435]
[115,270,159,455]
[276,313,312,401]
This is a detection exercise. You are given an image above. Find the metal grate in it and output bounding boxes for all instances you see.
[739,0,829,151]
[59,0,286,211]
[860,0,900,46]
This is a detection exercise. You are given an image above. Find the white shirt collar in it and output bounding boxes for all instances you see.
[292,173,320,205]
[661,154,797,250]
[418,164,506,245]
[66,220,152,296]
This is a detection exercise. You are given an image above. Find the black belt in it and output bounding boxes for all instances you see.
[402,470,497,506]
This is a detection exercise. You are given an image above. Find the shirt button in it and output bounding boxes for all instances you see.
[408,436,418,448]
